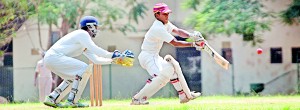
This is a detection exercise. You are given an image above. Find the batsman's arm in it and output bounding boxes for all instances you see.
[172,28,191,38]
[169,38,195,47]
[168,38,206,51]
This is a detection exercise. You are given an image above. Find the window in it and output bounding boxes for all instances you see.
[270,48,282,63]
[222,48,233,64]
[50,31,60,47]
[292,47,300,63]
[221,42,233,64]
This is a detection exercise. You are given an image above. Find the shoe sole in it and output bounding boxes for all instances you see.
[77,105,89,108]
[130,102,149,105]
[64,105,88,108]
[64,104,89,108]
[180,99,190,103]
[43,102,57,108]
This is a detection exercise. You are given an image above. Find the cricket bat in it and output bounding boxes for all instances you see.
[186,38,230,70]
[201,42,230,70]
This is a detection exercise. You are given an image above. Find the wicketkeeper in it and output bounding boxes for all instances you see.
[43,16,134,108]
[131,3,205,105]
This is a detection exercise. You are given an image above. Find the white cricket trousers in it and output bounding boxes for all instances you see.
[138,51,167,77]
[43,50,88,80]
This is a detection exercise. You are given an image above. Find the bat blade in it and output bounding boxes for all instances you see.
[202,43,230,70]
[185,38,229,70]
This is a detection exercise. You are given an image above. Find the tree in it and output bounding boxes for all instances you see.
[34,0,148,49]
[0,0,34,47]
[182,0,274,45]
[280,0,300,25]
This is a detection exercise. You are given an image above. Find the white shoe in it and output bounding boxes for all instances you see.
[130,98,149,105]
[190,91,201,100]
[179,91,201,103]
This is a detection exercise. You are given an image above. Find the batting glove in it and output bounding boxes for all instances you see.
[189,31,204,42]
[192,40,206,51]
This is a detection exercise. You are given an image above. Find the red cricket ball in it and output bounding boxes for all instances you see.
[257,48,263,54]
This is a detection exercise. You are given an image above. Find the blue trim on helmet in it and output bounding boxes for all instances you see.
[80,16,99,28]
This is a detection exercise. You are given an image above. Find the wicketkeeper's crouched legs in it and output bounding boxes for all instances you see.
[54,80,72,103]
[44,79,72,108]
[44,64,93,107]
[66,64,93,107]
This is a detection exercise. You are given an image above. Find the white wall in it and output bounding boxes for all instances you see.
[13,18,51,101]
[13,0,300,102]
[202,0,300,95]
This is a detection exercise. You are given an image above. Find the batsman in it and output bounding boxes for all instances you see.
[43,16,134,108]
[131,3,205,105]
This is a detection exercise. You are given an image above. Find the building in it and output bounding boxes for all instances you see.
[8,0,300,102]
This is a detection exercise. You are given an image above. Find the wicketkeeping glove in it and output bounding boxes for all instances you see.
[112,50,135,67]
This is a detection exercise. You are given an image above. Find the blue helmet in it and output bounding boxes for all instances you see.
[80,16,99,28]
[80,16,99,37]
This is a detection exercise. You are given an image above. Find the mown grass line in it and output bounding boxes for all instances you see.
[0,95,299,110]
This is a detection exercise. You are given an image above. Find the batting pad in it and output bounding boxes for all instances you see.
[54,64,93,103]
[74,64,93,103]
[134,63,174,100]
[133,73,169,100]
[164,55,193,99]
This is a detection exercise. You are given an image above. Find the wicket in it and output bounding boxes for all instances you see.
[89,64,103,106]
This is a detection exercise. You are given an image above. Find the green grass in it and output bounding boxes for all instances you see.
[1,95,300,110]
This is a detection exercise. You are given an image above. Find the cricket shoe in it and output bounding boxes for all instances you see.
[43,96,64,108]
[63,101,89,108]
[179,91,201,103]
[190,91,201,100]
[179,94,189,103]
[130,98,149,105]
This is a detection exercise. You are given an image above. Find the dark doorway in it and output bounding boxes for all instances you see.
[175,36,202,92]
[0,40,14,102]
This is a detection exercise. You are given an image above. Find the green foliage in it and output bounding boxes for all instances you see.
[183,0,274,45]
[127,1,148,24]
[0,0,34,46]
[35,0,148,34]
[181,0,201,10]
[0,0,147,49]
[280,0,300,25]
[35,1,60,26]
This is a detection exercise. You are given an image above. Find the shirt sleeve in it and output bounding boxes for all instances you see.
[77,32,113,58]
[83,49,113,65]
[153,27,174,43]
[166,21,178,33]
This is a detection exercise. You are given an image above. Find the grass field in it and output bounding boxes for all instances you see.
[1,95,300,110]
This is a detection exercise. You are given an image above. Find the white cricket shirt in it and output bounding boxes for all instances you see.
[141,20,177,54]
[48,30,113,64]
